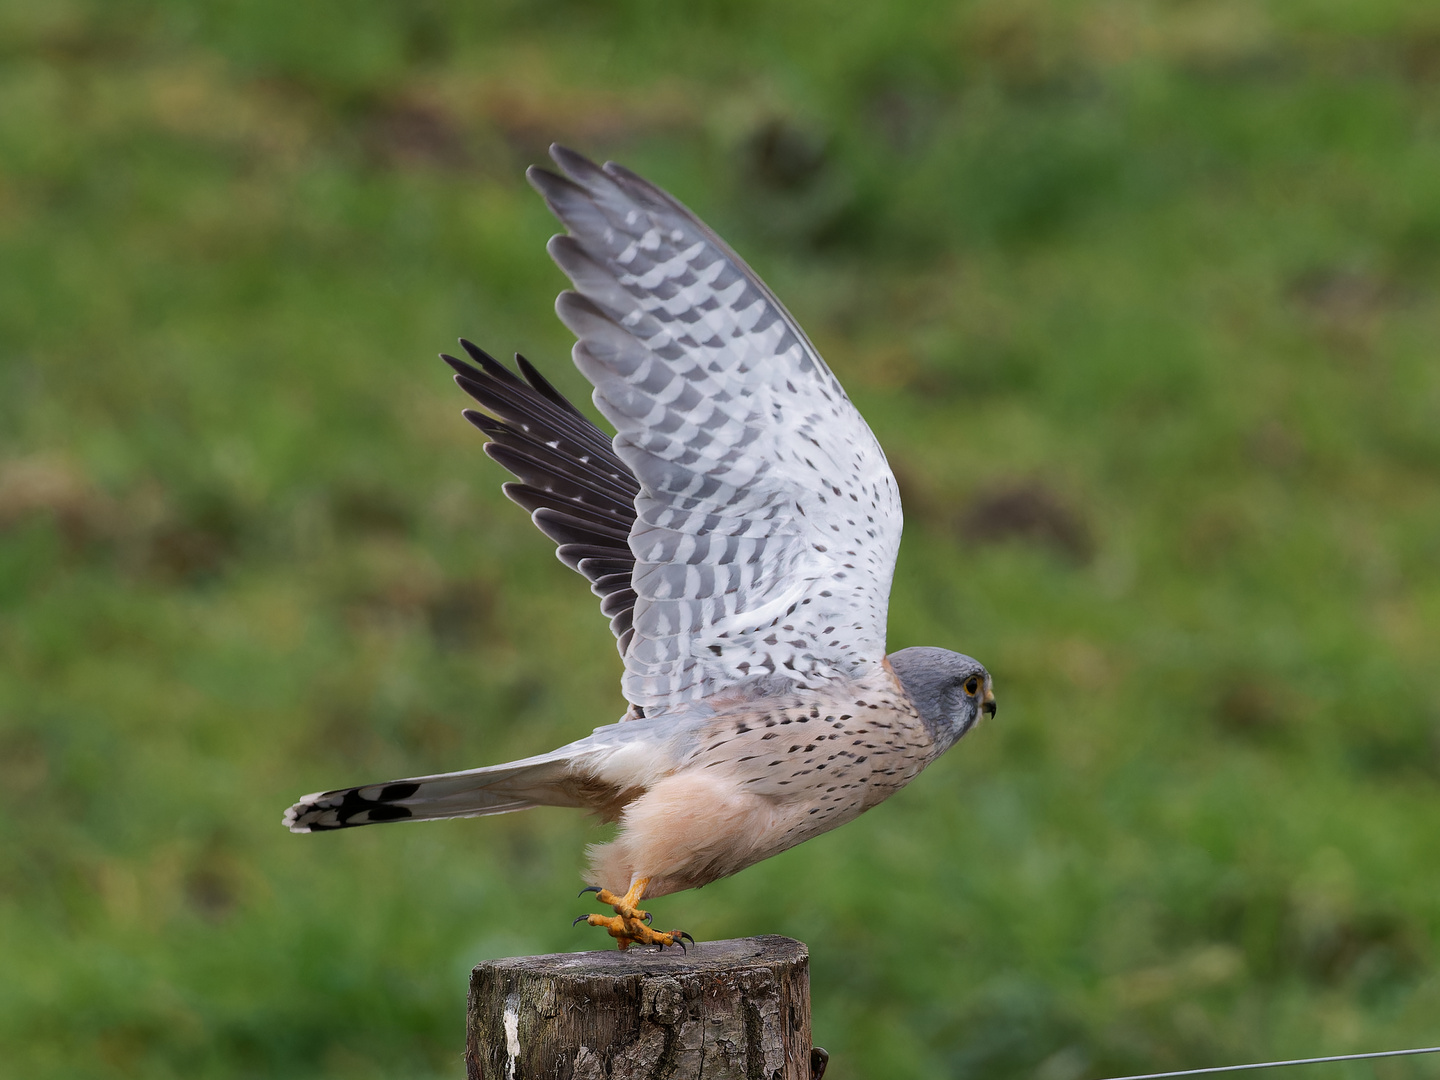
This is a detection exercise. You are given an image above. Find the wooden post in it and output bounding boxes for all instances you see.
[466,935,822,1080]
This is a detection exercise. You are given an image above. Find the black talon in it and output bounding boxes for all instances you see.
[643,911,653,925]
[578,886,603,897]
[679,931,695,947]
[572,915,590,927]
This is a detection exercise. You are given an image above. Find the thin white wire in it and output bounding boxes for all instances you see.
[1098,1046,1440,1080]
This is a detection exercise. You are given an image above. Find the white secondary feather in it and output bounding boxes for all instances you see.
[530,146,904,715]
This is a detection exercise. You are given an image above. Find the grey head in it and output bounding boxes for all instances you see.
[887,646,996,755]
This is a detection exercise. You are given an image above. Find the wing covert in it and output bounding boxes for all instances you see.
[529,145,904,714]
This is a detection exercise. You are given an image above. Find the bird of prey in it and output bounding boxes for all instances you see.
[284,145,996,949]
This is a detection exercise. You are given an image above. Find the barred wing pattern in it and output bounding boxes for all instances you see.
[530,146,904,714]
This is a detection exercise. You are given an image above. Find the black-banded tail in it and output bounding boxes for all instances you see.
[283,750,589,832]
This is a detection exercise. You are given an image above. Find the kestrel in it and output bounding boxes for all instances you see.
[284,146,996,949]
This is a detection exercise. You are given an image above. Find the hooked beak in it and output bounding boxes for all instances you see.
[982,686,997,719]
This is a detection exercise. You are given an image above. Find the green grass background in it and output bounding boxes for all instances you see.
[2,1,1439,1077]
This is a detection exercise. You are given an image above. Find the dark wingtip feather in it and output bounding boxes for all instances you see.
[527,164,583,208]
[459,339,497,364]
[462,407,502,436]
[549,144,599,180]
[533,505,631,546]
[450,349,639,649]
[602,160,668,200]
[442,352,480,379]
[516,353,587,419]
[460,339,524,386]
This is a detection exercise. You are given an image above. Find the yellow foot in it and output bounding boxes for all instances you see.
[572,877,695,952]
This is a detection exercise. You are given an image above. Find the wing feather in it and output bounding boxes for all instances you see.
[531,145,903,713]
[445,344,640,651]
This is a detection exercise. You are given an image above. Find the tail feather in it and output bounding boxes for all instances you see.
[283,751,590,833]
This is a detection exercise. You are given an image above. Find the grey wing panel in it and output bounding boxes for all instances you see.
[530,146,903,714]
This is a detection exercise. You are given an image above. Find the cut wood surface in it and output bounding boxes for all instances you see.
[466,935,816,1080]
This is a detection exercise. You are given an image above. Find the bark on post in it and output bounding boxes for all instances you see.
[466,935,817,1080]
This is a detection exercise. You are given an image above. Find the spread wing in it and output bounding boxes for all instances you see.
[444,342,642,652]
[529,145,904,715]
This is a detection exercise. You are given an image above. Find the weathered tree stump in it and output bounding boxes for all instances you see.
[466,935,818,1080]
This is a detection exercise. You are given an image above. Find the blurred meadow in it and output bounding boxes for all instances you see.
[3,0,1440,1077]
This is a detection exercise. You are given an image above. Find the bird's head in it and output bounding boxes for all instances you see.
[887,646,996,754]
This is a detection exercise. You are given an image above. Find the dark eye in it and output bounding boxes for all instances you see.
[964,675,981,695]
